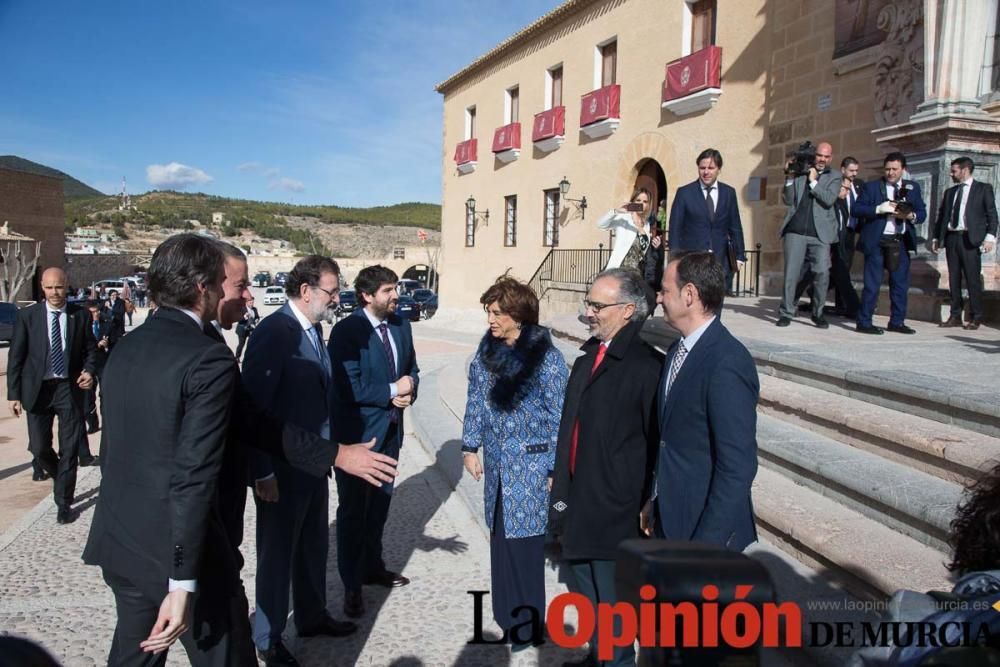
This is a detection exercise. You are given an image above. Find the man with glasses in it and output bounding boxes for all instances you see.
[548,268,661,667]
[242,255,357,667]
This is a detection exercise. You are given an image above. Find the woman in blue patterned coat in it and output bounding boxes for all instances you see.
[462,275,568,644]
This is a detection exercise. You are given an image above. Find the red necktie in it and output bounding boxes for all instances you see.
[570,344,607,476]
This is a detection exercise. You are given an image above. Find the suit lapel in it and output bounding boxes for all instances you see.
[660,320,720,427]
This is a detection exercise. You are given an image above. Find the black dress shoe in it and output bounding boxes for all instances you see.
[939,316,963,328]
[811,315,829,329]
[364,569,410,588]
[856,324,884,335]
[963,320,982,331]
[32,470,50,482]
[298,613,357,637]
[56,509,75,525]
[257,642,299,667]
[887,323,916,334]
[79,455,99,467]
[86,425,100,434]
[775,316,792,327]
[343,589,364,618]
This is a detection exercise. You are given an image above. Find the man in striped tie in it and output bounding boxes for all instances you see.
[648,251,759,552]
[7,267,97,524]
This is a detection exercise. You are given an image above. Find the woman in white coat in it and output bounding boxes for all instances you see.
[596,186,662,312]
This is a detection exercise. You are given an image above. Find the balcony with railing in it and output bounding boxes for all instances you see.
[532,106,565,153]
[579,84,620,139]
[661,45,723,116]
[454,138,477,174]
[492,122,521,163]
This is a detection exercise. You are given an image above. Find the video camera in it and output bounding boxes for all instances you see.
[893,182,914,218]
[786,141,817,177]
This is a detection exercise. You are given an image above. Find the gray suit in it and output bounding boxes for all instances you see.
[779,170,841,319]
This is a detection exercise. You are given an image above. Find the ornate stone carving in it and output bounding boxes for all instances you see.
[873,0,924,127]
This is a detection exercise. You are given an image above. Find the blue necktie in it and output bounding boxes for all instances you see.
[50,312,66,377]
[847,188,857,230]
[93,321,100,340]
[307,326,330,379]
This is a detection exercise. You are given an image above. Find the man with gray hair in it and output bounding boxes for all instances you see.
[548,268,662,667]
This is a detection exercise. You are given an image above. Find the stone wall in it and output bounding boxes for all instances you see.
[0,167,66,301]
[65,254,143,290]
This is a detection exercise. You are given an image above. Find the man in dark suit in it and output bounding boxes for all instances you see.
[853,151,928,335]
[832,158,863,318]
[776,141,841,328]
[233,296,259,361]
[243,256,358,666]
[81,300,117,434]
[105,288,127,338]
[931,156,998,330]
[649,251,759,553]
[330,265,420,619]
[668,148,747,293]
[82,234,241,665]
[7,267,97,523]
[548,268,660,667]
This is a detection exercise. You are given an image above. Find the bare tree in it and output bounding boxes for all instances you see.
[0,222,41,303]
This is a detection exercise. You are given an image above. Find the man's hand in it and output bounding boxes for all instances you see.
[334,438,398,487]
[807,166,818,182]
[651,235,663,249]
[463,452,483,481]
[783,157,795,175]
[983,241,996,255]
[391,394,412,409]
[98,337,109,350]
[254,477,279,502]
[140,589,191,654]
[9,401,21,418]
[931,239,941,253]
[77,371,94,391]
[396,375,414,396]
[875,201,897,215]
[639,500,654,537]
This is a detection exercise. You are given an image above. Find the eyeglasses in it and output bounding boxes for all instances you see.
[312,285,338,299]
[583,299,627,313]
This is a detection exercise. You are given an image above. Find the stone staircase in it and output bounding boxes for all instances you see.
[636,318,1000,605]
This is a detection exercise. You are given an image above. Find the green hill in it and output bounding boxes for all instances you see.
[0,155,106,199]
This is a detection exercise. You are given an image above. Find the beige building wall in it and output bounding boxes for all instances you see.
[439,0,769,310]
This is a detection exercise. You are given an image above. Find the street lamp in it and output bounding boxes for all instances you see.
[466,195,489,224]
[558,176,588,219]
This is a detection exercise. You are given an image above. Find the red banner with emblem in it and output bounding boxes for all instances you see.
[532,106,565,141]
[580,84,620,127]
[663,46,722,102]
[492,122,521,152]
[454,138,477,164]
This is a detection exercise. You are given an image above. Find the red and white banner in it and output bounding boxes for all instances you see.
[662,45,722,102]
[492,122,521,153]
[580,84,620,127]
[454,138,477,164]
[532,106,565,142]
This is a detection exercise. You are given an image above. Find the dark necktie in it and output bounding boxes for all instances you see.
[92,321,100,340]
[50,312,66,377]
[570,343,607,476]
[950,185,964,230]
[378,323,400,423]
[704,186,716,220]
[307,326,330,378]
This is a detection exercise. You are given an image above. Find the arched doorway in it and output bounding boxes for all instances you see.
[634,158,668,234]
[402,264,441,291]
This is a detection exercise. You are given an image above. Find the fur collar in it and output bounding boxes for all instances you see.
[477,324,553,411]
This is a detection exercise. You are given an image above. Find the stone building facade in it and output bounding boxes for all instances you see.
[0,167,66,301]
[437,0,1000,320]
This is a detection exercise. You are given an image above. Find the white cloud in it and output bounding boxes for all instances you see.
[146,162,214,189]
[236,161,262,173]
[269,177,305,193]
[264,167,280,178]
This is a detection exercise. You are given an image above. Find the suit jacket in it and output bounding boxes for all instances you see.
[329,308,419,454]
[779,170,841,244]
[548,320,661,561]
[655,317,759,552]
[85,313,116,373]
[83,307,237,588]
[854,178,927,254]
[668,180,746,262]
[7,302,97,411]
[105,299,126,337]
[242,302,334,482]
[932,180,999,247]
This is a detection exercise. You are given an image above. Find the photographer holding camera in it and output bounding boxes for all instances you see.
[776,141,841,328]
[853,151,927,335]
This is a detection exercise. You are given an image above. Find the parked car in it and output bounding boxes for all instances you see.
[263,286,286,306]
[396,279,422,296]
[337,290,358,317]
[274,272,290,287]
[396,295,421,322]
[0,302,17,344]
[411,288,435,304]
[253,272,272,287]
[420,294,438,320]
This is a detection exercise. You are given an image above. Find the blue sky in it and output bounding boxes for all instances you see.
[0,0,558,206]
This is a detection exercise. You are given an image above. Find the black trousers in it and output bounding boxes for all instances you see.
[26,380,83,508]
[234,328,250,361]
[830,236,860,316]
[336,421,400,591]
[103,568,256,667]
[945,231,985,321]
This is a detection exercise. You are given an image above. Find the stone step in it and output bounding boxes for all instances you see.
[758,374,1000,485]
[757,413,962,552]
[753,466,952,601]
